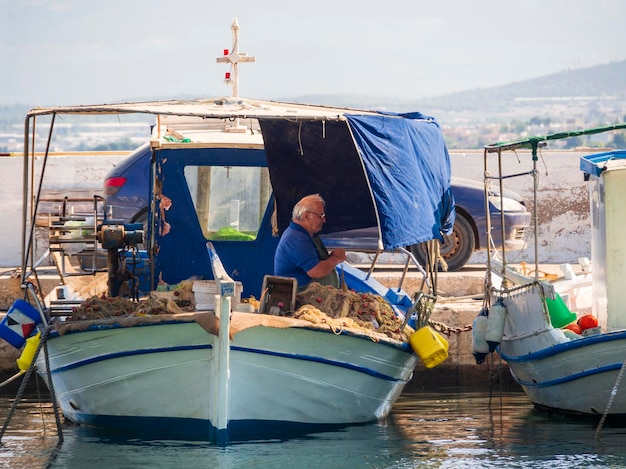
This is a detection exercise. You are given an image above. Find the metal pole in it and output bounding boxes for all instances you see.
[214,291,232,446]
[531,143,540,281]
[21,116,30,281]
[206,242,235,446]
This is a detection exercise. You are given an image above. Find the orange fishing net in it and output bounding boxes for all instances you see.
[294,283,414,342]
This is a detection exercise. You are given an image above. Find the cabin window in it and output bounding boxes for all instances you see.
[184,165,271,241]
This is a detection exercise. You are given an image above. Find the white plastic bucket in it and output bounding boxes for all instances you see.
[192,280,242,310]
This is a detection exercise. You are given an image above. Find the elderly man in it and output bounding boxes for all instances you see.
[274,194,347,290]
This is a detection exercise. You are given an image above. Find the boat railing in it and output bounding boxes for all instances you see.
[44,195,108,278]
[343,243,438,329]
[324,236,432,295]
[365,246,430,292]
[482,142,546,289]
[23,194,110,318]
[319,233,439,329]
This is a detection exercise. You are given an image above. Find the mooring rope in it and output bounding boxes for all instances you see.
[595,358,626,438]
[0,326,64,444]
[42,327,63,442]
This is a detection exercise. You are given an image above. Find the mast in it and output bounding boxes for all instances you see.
[216,18,256,132]
[216,17,256,98]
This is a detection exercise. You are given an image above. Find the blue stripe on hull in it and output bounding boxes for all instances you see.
[50,326,412,383]
[52,343,409,383]
[52,343,212,373]
[231,345,407,382]
[511,362,624,388]
[501,330,626,363]
[501,331,626,389]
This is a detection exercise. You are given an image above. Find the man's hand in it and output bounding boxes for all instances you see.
[330,248,347,262]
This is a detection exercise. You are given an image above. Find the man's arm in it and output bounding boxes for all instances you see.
[307,249,346,279]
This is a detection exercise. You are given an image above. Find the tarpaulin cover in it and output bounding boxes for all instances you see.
[261,112,455,249]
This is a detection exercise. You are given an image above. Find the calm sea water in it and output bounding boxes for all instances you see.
[1,385,626,469]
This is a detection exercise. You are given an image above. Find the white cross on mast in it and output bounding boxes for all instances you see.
[216,18,256,99]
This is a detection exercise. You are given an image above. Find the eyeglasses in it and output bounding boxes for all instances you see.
[306,210,326,219]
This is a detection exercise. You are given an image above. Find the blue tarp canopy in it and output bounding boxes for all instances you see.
[260,112,455,249]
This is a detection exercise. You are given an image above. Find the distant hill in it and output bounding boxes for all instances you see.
[281,60,626,115]
[416,60,626,112]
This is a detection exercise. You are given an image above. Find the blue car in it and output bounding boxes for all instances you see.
[103,144,530,271]
[103,142,152,226]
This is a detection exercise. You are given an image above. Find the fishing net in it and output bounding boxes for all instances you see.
[65,281,413,342]
[69,294,194,321]
[294,283,414,342]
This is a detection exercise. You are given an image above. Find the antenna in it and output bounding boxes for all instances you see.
[216,18,256,99]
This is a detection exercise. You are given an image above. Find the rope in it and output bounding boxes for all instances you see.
[427,239,439,295]
[42,327,64,442]
[0,326,64,444]
[595,358,626,438]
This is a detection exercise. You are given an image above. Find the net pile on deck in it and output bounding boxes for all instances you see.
[294,283,414,342]
[69,294,194,321]
[66,282,413,342]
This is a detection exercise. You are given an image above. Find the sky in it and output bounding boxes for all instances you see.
[2,0,626,106]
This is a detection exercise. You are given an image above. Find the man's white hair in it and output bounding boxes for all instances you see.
[292,193,325,220]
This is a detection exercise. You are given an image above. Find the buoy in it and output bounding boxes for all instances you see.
[16,332,41,372]
[564,323,582,335]
[472,307,490,364]
[546,292,577,328]
[578,314,599,331]
[485,298,507,353]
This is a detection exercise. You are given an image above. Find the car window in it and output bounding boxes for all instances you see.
[183,165,271,241]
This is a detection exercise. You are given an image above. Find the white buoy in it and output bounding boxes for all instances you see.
[485,298,507,352]
[472,307,490,364]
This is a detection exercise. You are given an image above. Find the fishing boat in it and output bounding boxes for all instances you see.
[472,124,626,424]
[0,21,457,444]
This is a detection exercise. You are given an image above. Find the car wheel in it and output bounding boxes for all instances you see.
[409,212,476,272]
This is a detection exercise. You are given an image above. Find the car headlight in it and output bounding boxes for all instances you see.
[488,196,526,212]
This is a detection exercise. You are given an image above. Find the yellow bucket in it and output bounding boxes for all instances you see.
[410,326,449,369]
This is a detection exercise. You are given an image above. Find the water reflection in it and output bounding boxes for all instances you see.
[390,391,626,468]
[0,398,61,469]
[2,390,626,468]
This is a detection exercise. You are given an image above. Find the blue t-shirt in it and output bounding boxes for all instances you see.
[274,222,321,288]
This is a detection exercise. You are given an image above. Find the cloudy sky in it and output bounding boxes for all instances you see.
[2,0,625,106]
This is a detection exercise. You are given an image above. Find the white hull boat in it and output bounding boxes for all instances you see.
[473,127,626,423]
[1,20,456,445]
[42,309,417,440]
[496,279,626,418]
[504,329,626,416]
